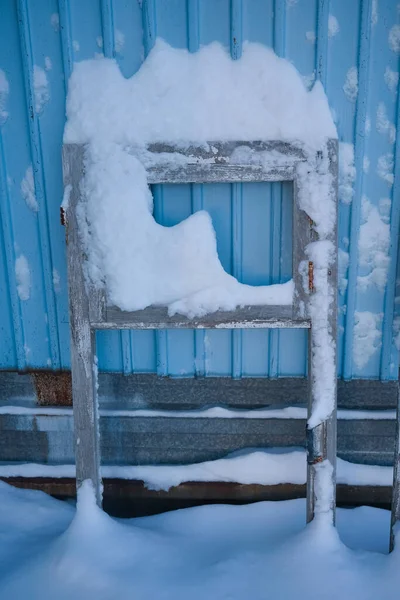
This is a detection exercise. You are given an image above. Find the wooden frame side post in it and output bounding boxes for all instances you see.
[390,380,400,551]
[62,144,103,506]
[296,140,338,525]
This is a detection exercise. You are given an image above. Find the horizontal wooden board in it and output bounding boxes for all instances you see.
[98,305,309,330]
[0,478,392,516]
[139,140,307,184]
[146,163,297,184]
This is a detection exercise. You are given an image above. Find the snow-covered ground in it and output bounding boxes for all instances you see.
[0,480,398,599]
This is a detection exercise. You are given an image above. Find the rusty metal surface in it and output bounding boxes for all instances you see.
[32,372,72,406]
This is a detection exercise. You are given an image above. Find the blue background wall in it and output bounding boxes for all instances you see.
[0,0,399,380]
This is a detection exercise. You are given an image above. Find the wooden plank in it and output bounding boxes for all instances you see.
[0,478,392,517]
[146,140,307,159]
[304,139,339,524]
[390,381,400,551]
[97,305,310,330]
[147,163,297,184]
[63,144,102,506]
[141,141,305,182]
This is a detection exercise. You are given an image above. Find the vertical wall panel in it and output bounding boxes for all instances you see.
[0,0,399,381]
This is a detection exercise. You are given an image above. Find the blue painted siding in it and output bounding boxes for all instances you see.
[0,0,399,380]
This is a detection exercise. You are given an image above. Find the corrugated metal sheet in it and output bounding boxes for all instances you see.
[0,0,399,379]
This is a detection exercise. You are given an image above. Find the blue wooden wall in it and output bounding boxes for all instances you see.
[0,0,399,380]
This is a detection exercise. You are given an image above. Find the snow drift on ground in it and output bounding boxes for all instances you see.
[0,480,399,600]
[64,40,336,315]
[0,447,392,489]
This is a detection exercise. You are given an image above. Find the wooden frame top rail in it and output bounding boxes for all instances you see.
[92,305,311,330]
[141,140,307,184]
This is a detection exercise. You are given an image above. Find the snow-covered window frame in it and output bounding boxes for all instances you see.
[62,138,338,527]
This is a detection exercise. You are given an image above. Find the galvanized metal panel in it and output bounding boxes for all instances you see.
[0,411,395,467]
[0,0,399,380]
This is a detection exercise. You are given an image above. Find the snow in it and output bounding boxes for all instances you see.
[305,31,316,43]
[302,71,315,90]
[115,29,125,53]
[44,56,52,71]
[372,0,378,26]
[80,143,294,315]
[338,142,355,204]
[0,480,398,599]
[353,311,382,369]
[0,449,392,488]
[50,13,59,32]
[21,165,38,212]
[384,66,399,92]
[377,152,394,185]
[15,255,31,301]
[0,68,9,124]
[343,67,358,102]
[389,24,400,53]
[65,40,336,147]
[313,460,334,524]
[0,403,395,420]
[376,102,396,144]
[363,156,370,173]
[357,196,390,292]
[328,15,339,38]
[33,66,49,114]
[61,183,71,212]
[73,40,80,52]
[53,268,61,293]
[338,248,349,295]
[65,40,336,316]
[303,239,336,428]
[379,197,391,221]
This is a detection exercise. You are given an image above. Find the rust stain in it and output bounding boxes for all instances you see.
[32,372,72,406]
[308,261,314,292]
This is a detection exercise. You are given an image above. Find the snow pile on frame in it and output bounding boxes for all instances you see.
[64,40,336,316]
[65,39,336,147]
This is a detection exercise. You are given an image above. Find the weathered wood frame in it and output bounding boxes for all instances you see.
[390,371,400,550]
[62,140,338,526]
